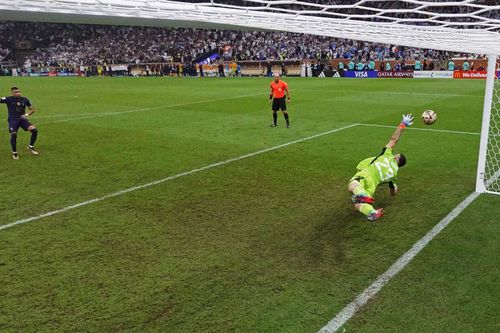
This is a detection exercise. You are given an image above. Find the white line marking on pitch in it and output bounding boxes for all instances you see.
[359,123,480,136]
[300,88,483,98]
[36,92,265,124]
[317,191,480,333]
[0,123,359,231]
[35,113,108,119]
[351,90,483,98]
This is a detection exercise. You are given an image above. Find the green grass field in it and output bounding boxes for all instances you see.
[0,77,498,333]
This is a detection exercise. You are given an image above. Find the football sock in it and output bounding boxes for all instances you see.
[358,204,375,216]
[284,112,289,125]
[353,187,366,196]
[273,111,277,125]
[10,133,17,152]
[30,128,38,146]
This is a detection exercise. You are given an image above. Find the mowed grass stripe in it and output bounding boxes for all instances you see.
[36,91,266,125]
[342,193,500,332]
[0,126,485,333]
[0,77,492,333]
[359,123,480,136]
[302,89,483,98]
[317,191,480,333]
[0,123,359,231]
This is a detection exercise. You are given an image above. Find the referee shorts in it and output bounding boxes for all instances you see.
[272,97,287,111]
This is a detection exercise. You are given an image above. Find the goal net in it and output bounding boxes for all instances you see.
[1,0,500,195]
[477,56,500,194]
[1,1,500,55]
[488,74,500,192]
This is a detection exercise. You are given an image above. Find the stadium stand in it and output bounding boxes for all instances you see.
[0,15,494,77]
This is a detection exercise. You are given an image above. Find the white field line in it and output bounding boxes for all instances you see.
[301,88,483,98]
[32,89,479,123]
[34,113,110,119]
[350,90,483,98]
[317,191,480,333]
[359,123,480,136]
[0,123,359,231]
[35,92,265,125]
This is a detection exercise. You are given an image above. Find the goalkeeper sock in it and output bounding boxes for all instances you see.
[284,112,289,125]
[353,186,366,196]
[358,204,375,216]
[273,111,277,125]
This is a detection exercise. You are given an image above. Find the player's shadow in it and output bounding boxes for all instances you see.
[302,198,383,268]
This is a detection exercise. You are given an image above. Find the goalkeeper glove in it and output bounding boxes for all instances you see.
[400,114,414,128]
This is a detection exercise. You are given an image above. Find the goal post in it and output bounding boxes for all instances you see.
[476,55,500,195]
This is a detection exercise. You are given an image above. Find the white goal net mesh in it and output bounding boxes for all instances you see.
[1,1,500,54]
[484,70,500,193]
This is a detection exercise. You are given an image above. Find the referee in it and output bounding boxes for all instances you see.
[269,73,291,128]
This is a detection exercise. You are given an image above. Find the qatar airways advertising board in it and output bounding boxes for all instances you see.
[377,71,414,78]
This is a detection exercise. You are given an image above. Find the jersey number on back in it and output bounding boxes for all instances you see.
[374,157,395,182]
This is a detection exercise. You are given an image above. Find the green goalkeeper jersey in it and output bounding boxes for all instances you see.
[355,147,399,187]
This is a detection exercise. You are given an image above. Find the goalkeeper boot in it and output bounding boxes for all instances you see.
[351,194,374,204]
[12,152,19,160]
[367,208,384,222]
[270,124,277,127]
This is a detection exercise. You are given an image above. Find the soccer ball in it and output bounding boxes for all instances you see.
[421,110,437,125]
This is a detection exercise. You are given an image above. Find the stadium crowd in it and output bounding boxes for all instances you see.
[0,46,9,60]
[169,0,500,28]
[0,21,481,69]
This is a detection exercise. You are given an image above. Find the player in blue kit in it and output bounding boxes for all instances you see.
[1,87,39,160]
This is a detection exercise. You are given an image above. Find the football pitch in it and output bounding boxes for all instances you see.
[0,76,498,332]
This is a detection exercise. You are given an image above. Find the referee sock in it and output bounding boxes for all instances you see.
[273,111,278,125]
[284,112,289,125]
[358,203,375,216]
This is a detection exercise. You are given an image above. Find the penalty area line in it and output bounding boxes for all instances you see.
[0,123,359,232]
[359,123,479,136]
[317,191,480,333]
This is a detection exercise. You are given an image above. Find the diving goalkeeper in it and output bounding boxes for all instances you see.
[348,114,414,221]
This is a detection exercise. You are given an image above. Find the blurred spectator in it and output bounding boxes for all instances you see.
[414,58,421,70]
[448,59,455,71]
[462,59,470,70]
[0,21,477,68]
